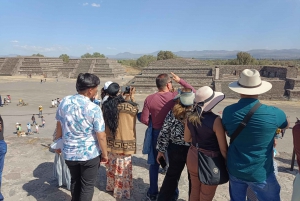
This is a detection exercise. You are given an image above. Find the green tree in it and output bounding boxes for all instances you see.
[81,53,92,58]
[81,52,105,58]
[92,52,105,58]
[157,51,176,60]
[136,55,156,67]
[59,54,70,63]
[236,52,256,65]
[32,53,44,57]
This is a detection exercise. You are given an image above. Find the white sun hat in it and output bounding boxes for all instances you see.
[194,86,225,115]
[228,69,272,95]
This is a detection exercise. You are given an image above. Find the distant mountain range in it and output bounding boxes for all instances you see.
[1,49,299,60]
[106,49,300,60]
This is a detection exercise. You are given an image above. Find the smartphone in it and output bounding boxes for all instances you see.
[158,157,167,169]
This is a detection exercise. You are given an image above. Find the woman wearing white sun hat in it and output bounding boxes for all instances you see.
[184,86,228,201]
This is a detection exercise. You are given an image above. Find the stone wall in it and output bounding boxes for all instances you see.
[216,65,298,79]
[215,79,287,100]
[127,58,214,93]
[128,58,299,101]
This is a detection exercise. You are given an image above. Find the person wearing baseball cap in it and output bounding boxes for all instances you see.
[100,81,113,106]
[156,88,194,201]
[222,69,289,201]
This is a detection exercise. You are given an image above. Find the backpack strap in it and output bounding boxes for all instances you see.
[230,102,262,144]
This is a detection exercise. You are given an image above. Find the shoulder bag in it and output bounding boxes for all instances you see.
[198,101,261,185]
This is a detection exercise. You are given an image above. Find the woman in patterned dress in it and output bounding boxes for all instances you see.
[102,83,138,200]
[156,88,194,201]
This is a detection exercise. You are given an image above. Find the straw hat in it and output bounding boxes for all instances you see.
[173,91,195,106]
[193,86,225,117]
[228,69,272,95]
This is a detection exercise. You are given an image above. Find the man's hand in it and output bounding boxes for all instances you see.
[100,154,108,164]
[156,151,165,164]
[171,72,180,83]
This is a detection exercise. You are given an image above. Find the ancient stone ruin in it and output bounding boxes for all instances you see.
[0,57,125,78]
[127,58,300,101]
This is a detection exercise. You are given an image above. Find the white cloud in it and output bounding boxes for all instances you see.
[107,47,117,50]
[14,45,69,52]
[11,40,19,43]
[83,2,88,6]
[91,3,100,7]
[86,45,93,50]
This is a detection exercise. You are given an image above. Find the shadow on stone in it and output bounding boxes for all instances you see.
[132,155,149,170]
[22,162,71,201]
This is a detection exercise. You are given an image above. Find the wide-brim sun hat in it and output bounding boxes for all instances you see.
[173,91,195,106]
[228,69,272,95]
[194,86,225,117]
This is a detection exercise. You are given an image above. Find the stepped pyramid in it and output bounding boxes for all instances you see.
[92,58,125,78]
[127,58,214,93]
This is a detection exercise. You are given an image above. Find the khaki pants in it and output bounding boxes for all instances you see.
[187,146,218,201]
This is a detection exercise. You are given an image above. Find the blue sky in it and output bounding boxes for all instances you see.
[0,0,299,57]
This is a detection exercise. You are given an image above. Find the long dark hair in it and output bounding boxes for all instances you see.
[102,95,125,138]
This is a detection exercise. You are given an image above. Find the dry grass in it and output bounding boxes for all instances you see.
[123,65,141,75]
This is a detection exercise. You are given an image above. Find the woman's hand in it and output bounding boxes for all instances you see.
[156,151,165,164]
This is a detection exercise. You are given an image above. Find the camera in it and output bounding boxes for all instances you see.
[121,86,131,94]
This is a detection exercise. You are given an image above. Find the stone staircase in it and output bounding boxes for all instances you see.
[74,59,93,77]
[18,58,42,75]
[0,58,6,71]
[0,58,20,76]
[92,59,125,78]
[59,59,80,78]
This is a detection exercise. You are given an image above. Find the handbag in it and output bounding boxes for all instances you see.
[197,101,261,185]
[197,146,229,185]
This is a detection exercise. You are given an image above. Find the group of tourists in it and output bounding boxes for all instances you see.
[49,69,298,201]
[50,98,60,108]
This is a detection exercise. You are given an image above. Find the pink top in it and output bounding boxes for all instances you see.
[141,79,195,129]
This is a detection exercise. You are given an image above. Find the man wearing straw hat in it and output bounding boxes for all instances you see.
[222,69,289,201]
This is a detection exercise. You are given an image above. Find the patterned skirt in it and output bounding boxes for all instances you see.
[106,152,133,199]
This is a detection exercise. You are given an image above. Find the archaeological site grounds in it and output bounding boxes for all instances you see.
[0,57,299,200]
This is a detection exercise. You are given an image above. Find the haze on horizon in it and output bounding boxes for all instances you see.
[0,0,299,57]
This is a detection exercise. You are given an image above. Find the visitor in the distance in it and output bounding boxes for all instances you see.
[55,73,108,201]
